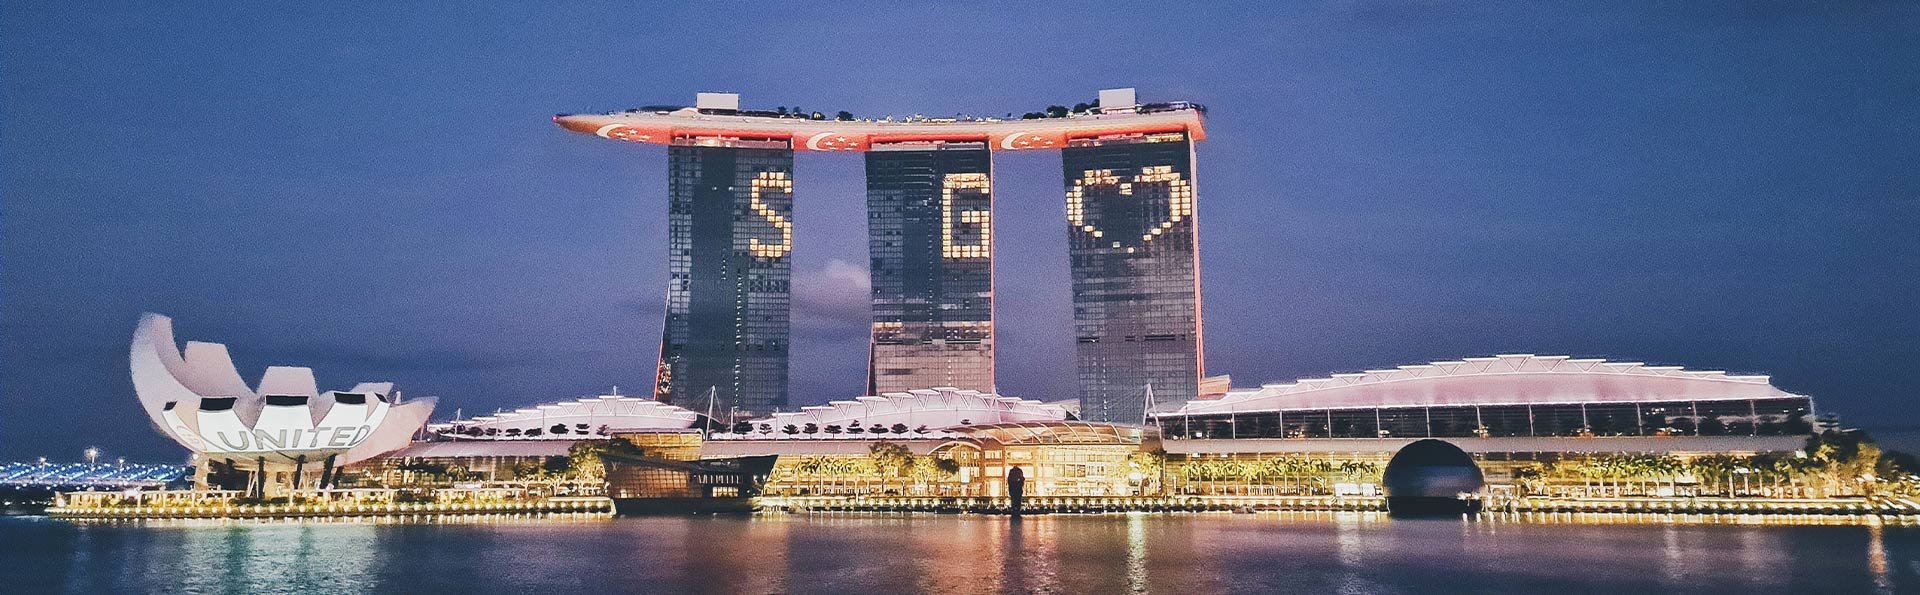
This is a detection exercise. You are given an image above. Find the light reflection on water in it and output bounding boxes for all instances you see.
[2,512,1915,594]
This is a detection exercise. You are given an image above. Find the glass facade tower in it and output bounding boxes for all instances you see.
[657,142,794,416]
[865,141,995,394]
[1062,132,1204,422]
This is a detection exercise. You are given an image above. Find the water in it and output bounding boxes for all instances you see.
[3,512,1916,594]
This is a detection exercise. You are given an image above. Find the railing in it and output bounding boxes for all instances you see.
[47,495,612,519]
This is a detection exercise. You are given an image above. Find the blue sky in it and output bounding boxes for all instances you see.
[4,1,1916,460]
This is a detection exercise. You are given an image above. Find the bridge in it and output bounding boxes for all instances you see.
[0,462,189,489]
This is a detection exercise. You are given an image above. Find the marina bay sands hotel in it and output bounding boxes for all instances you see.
[554,89,1211,423]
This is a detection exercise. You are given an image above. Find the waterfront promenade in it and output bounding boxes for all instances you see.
[45,491,1919,520]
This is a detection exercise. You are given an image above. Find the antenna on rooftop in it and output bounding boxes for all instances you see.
[704,386,718,437]
[1140,383,1156,427]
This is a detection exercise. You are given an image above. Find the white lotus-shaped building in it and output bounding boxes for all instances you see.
[131,313,435,469]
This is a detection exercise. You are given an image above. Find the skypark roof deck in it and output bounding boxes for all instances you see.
[553,90,1206,151]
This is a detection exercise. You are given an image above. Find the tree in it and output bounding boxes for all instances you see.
[914,425,929,435]
[908,456,963,494]
[891,423,909,435]
[566,438,646,483]
[804,423,820,435]
[550,423,569,435]
[793,457,826,494]
[398,461,451,482]
[835,110,854,121]
[1127,449,1167,495]
[782,424,800,436]
[867,424,888,436]
[847,422,865,435]
[731,421,754,435]
[1511,465,1545,495]
[868,441,914,494]
[825,425,843,436]
[1045,105,1069,118]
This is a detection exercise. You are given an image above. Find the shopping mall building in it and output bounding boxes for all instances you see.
[361,354,1818,501]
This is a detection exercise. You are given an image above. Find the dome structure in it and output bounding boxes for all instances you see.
[130,313,435,466]
[1166,354,1796,416]
[755,388,1069,432]
[1382,439,1486,516]
[429,395,701,439]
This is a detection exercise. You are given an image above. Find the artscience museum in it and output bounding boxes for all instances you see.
[131,313,435,497]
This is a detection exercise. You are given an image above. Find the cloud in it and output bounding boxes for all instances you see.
[792,259,871,341]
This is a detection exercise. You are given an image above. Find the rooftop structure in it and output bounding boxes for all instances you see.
[1153,354,1814,444]
[754,387,1070,433]
[553,94,1205,152]
[1168,354,1794,415]
[428,394,701,440]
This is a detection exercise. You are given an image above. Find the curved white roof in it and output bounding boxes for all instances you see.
[1164,354,1799,417]
[757,388,1069,430]
[130,313,434,466]
[430,395,700,439]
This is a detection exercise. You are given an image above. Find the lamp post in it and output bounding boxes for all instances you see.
[85,447,100,467]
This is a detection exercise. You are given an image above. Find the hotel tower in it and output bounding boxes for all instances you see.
[556,88,1209,420]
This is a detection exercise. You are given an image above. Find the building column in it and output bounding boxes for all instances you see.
[657,139,795,417]
[1061,131,1205,422]
[865,141,996,394]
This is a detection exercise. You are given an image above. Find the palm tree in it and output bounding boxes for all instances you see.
[1689,455,1739,497]
[793,457,825,495]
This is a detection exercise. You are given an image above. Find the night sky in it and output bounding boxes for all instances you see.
[4,2,1916,461]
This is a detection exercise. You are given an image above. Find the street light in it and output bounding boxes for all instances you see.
[85,447,100,466]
